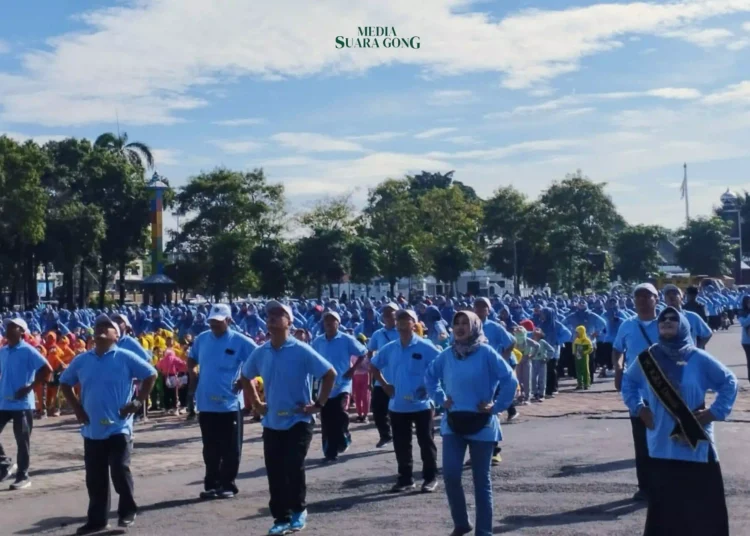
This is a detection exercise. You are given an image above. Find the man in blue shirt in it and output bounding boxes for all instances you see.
[367,302,399,448]
[371,309,440,494]
[662,284,712,348]
[0,317,51,490]
[60,315,157,535]
[612,282,659,503]
[312,311,367,462]
[241,300,336,536]
[188,303,257,501]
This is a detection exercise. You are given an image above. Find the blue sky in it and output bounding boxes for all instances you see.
[2,0,750,233]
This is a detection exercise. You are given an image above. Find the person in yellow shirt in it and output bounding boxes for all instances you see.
[572,325,594,390]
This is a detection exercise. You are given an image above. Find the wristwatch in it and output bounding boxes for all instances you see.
[131,400,143,410]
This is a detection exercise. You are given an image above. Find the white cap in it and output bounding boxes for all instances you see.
[395,309,418,323]
[322,311,341,323]
[207,303,232,322]
[382,302,400,312]
[3,317,28,333]
[265,300,293,321]
[633,283,658,297]
[94,314,121,338]
[110,313,132,329]
[662,284,682,296]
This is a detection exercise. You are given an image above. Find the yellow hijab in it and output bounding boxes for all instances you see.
[573,326,591,345]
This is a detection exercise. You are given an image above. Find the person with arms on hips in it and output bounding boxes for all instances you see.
[187,303,257,500]
[366,302,400,449]
[59,315,157,535]
[311,310,367,462]
[371,308,440,494]
[621,306,737,536]
[612,282,660,502]
[241,301,336,536]
[661,284,712,349]
[426,311,517,536]
[0,317,52,490]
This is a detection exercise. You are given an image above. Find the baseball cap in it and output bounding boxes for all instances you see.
[3,317,29,333]
[94,314,121,338]
[207,303,232,322]
[382,302,400,312]
[322,311,341,323]
[633,283,658,297]
[265,300,293,321]
[395,309,418,323]
[662,284,682,296]
[110,313,132,329]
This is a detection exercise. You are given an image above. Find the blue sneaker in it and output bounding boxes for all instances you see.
[290,510,307,532]
[267,522,291,535]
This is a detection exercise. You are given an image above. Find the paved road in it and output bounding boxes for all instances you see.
[1,327,749,535]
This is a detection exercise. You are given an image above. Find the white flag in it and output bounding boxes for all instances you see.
[680,176,686,200]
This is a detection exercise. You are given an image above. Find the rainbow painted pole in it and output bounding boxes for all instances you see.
[148,172,169,276]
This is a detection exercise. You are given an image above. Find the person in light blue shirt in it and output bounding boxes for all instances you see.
[621,306,736,536]
[59,315,156,533]
[0,317,52,490]
[110,313,151,363]
[426,310,517,536]
[241,300,336,536]
[187,303,257,500]
[738,295,750,384]
[371,308,440,493]
[661,285,711,349]
[366,302,399,448]
[311,311,367,462]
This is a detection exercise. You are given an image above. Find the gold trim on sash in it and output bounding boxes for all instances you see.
[637,348,709,451]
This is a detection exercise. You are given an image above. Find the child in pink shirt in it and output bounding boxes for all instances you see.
[351,354,371,423]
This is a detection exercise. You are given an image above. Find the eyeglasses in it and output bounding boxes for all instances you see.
[659,315,680,323]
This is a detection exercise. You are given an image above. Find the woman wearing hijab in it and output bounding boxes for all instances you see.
[621,307,737,536]
[738,295,750,384]
[425,311,518,536]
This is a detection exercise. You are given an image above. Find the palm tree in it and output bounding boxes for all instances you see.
[94,132,155,170]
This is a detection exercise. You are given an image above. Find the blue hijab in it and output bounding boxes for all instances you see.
[650,306,695,390]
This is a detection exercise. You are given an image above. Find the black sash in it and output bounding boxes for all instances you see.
[637,349,709,450]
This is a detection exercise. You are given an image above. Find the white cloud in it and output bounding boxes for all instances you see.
[270,132,365,153]
[426,138,585,161]
[702,81,750,105]
[2,131,68,144]
[445,135,480,145]
[662,28,734,48]
[0,40,9,54]
[213,117,265,126]
[151,148,181,166]
[261,156,318,167]
[4,0,750,125]
[346,131,406,142]
[427,89,477,106]
[743,21,750,32]
[727,38,750,50]
[414,127,457,139]
[209,139,264,154]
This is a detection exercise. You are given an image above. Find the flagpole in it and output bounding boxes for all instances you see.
[683,163,690,226]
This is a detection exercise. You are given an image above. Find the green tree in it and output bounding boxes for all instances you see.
[94,132,155,170]
[295,228,348,298]
[297,194,357,234]
[347,237,380,296]
[363,179,419,296]
[0,136,48,307]
[250,239,292,298]
[547,225,588,294]
[432,243,473,296]
[714,190,750,253]
[614,225,669,282]
[676,217,735,276]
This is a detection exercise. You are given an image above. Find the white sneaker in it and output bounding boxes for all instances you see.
[10,478,31,490]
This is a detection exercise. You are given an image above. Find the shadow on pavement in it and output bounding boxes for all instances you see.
[551,459,634,478]
[13,497,203,535]
[494,498,646,533]
[32,464,86,477]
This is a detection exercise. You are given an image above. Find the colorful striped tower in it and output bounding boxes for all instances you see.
[148,172,169,275]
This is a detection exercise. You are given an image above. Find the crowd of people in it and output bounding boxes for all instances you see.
[0,280,744,536]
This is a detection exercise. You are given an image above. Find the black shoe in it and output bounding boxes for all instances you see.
[421,479,438,493]
[0,463,15,483]
[323,456,338,464]
[118,512,136,528]
[186,412,196,421]
[632,489,648,502]
[200,489,218,500]
[376,438,392,449]
[76,523,110,535]
[390,481,415,493]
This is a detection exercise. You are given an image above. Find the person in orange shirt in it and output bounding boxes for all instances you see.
[45,346,68,416]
